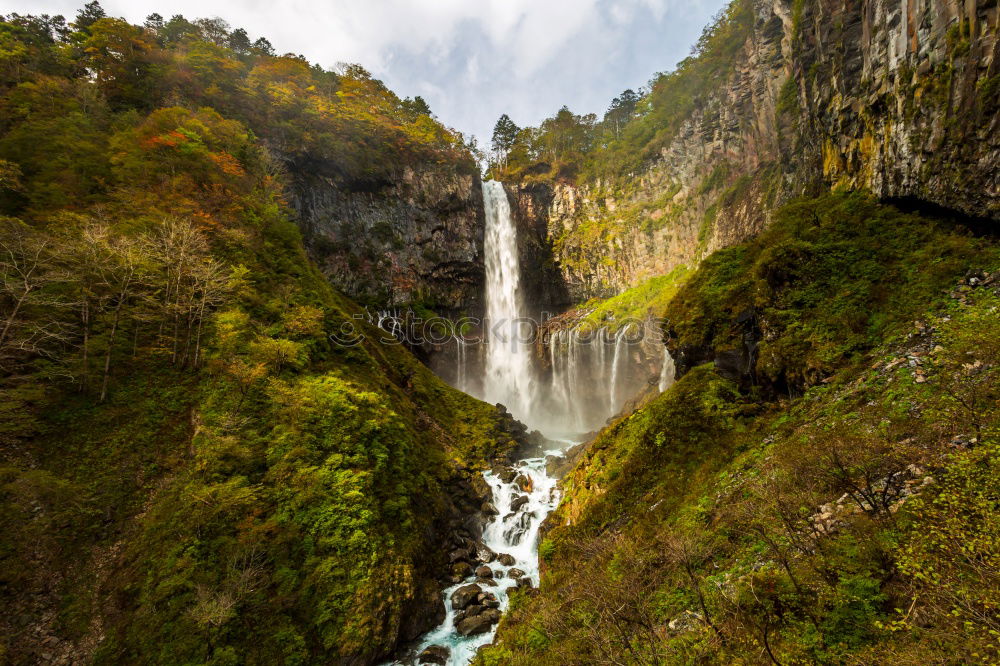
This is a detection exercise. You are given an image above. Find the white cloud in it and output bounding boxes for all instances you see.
[0,0,728,142]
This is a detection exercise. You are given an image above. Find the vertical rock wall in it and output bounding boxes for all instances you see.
[527,0,999,302]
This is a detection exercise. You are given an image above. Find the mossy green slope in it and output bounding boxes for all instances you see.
[0,10,510,665]
[481,195,1000,664]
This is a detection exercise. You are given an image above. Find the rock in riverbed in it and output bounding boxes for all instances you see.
[450,583,482,610]
[418,645,450,664]
[456,608,502,636]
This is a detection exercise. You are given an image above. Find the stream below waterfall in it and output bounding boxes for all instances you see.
[388,181,673,665]
[402,443,572,665]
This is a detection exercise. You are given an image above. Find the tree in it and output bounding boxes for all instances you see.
[251,37,274,56]
[82,17,159,109]
[605,89,641,138]
[143,13,163,32]
[491,114,519,170]
[73,1,105,34]
[161,14,199,45]
[227,27,251,55]
[0,218,71,370]
[79,223,145,401]
[401,95,431,117]
[195,17,230,46]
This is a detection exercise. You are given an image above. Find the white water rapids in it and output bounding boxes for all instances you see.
[406,452,563,664]
[391,181,675,665]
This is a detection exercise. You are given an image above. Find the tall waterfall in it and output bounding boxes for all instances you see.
[398,182,680,665]
[481,181,535,421]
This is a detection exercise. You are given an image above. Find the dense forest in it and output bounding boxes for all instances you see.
[0,4,517,665]
[2,0,999,664]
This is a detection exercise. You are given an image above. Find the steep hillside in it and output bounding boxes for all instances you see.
[497,0,999,300]
[0,9,514,665]
[482,193,1000,664]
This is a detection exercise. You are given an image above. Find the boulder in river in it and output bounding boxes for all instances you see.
[510,495,529,511]
[475,565,494,578]
[456,604,484,624]
[508,568,526,579]
[514,474,533,493]
[494,466,517,484]
[452,561,473,579]
[476,543,496,563]
[418,645,450,665]
[456,608,502,636]
[451,583,482,610]
[497,553,515,566]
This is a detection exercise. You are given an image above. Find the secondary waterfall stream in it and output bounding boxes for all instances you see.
[394,181,674,665]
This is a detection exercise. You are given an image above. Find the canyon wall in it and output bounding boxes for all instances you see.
[526,0,1000,301]
[287,160,486,313]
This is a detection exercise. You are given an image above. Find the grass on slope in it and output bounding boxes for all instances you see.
[479,195,1000,665]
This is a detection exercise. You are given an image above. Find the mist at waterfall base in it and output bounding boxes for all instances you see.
[386,182,675,665]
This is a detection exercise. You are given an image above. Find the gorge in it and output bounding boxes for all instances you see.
[1,1,999,665]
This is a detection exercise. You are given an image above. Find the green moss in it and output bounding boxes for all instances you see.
[482,196,1000,666]
[577,265,691,330]
[668,192,990,389]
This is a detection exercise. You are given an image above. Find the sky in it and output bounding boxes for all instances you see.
[1,0,729,145]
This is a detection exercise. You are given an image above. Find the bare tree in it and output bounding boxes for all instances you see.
[0,219,73,370]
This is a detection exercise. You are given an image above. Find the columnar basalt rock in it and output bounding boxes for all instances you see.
[519,0,1000,302]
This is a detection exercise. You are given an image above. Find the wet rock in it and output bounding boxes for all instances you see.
[451,583,482,610]
[456,608,502,636]
[451,562,473,579]
[497,553,516,566]
[476,543,496,563]
[516,577,533,588]
[510,495,529,511]
[475,565,494,578]
[503,511,534,545]
[494,467,517,484]
[514,474,533,493]
[508,568,526,579]
[482,502,499,516]
[418,645,450,665]
[456,604,484,623]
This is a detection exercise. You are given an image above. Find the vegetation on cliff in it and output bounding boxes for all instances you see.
[481,195,1000,664]
[488,0,753,185]
[0,5,510,664]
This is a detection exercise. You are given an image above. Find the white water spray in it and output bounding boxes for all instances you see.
[482,181,535,421]
[659,345,676,392]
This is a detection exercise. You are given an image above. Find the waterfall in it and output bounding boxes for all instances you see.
[455,337,467,394]
[659,346,676,392]
[481,181,535,421]
[609,327,627,415]
[397,182,667,665]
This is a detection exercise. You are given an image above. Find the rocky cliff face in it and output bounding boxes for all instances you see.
[522,0,1000,301]
[505,183,573,314]
[286,160,486,313]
